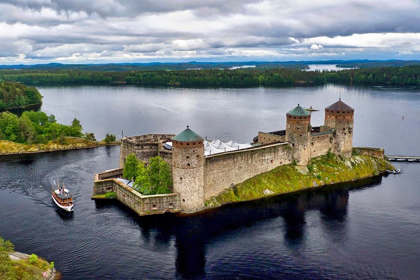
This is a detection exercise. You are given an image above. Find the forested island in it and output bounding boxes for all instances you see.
[0,65,419,86]
[0,81,42,110]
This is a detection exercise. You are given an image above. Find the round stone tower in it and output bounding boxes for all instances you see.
[285,104,311,165]
[171,126,205,212]
[324,99,354,157]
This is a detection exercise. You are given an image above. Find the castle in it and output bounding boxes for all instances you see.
[111,99,355,212]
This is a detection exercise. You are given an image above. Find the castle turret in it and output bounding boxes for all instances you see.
[171,126,205,212]
[285,104,311,165]
[324,99,354,157]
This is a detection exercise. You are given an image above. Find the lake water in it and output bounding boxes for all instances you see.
[305,64,354,72]
[1,85,420,279]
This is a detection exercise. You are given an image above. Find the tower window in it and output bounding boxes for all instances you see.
[186,156,189,159]
[187,143,190,146]
[187,163,190,166]
[180,177,183,180]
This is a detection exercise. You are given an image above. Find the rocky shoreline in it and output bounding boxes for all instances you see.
[8,251,59,280]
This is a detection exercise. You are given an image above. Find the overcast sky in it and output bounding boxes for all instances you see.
[1,0,420,64]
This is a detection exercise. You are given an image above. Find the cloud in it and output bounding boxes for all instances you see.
[310,44,323,50]
[0,0,420,63]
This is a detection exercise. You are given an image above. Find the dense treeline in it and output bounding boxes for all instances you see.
[0,111,83,144]
[0,65,419,86]
[0,81,42,110]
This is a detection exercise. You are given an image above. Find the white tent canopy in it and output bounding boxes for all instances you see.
[164,138,252,156]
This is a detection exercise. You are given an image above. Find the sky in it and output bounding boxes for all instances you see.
[1,0,420,64]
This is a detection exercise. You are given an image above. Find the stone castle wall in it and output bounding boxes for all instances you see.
[158,149,173,169]
[353,147,384,159]
[285,114,311,165]
[203,142,293,200]
[172,139,205,212]
[93,175,181,216]
[119,134,175,167]
[257,131,285,145]
[325,111,354,157]
[309,133,333,158]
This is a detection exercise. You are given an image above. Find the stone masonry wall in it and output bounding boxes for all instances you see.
[204,142,293,200]
[309,133,332,158]
[172,139,205,212]
[353,147,385,159]
[97,168,123,180]
[257,132,285,145]
[119,134,175,167]
[119,141,158,168]
[158,149,173,169]
[93,177,181,216]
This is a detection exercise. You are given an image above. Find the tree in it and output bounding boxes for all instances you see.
[148,156,172,194]
[123,154,140,181]
[17,114,36,143]
[134,162,152,194]
[71,118,82,130]
[133,156,172,195]
[84,132,96,141]
[103,133,116,144]
[48,114,56,123]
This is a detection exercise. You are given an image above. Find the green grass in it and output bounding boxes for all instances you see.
[206,154,394,207]
[92,192,117,199]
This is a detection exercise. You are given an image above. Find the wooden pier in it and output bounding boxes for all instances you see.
[387,156,420,162]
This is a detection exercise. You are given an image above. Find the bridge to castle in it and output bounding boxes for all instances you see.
[387,155,420,162]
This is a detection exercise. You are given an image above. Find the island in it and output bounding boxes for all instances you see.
[93,99,394,215]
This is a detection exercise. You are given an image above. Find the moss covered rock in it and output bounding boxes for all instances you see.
[205,154,394,208]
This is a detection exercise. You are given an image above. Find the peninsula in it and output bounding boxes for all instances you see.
[93,98,393,215]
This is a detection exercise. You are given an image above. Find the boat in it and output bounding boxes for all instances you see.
[51,179,74,212]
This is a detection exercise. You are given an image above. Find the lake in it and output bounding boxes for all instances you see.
[1,84,420,279]
[305,64,354,72]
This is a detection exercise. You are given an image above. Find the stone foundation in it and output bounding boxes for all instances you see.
[93,170,181,216]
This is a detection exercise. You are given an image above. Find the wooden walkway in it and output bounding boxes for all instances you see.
[387,155,420,162]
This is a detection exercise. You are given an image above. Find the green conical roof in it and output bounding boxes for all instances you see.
[287,104,310,116]
[172,126,203,142]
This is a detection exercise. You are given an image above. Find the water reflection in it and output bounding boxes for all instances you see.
[55,209,74,222]
[116,176,383,279]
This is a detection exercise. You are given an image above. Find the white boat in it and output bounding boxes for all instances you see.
[51,180,74,212]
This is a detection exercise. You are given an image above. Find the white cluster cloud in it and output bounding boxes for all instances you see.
[0,0,419,63]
